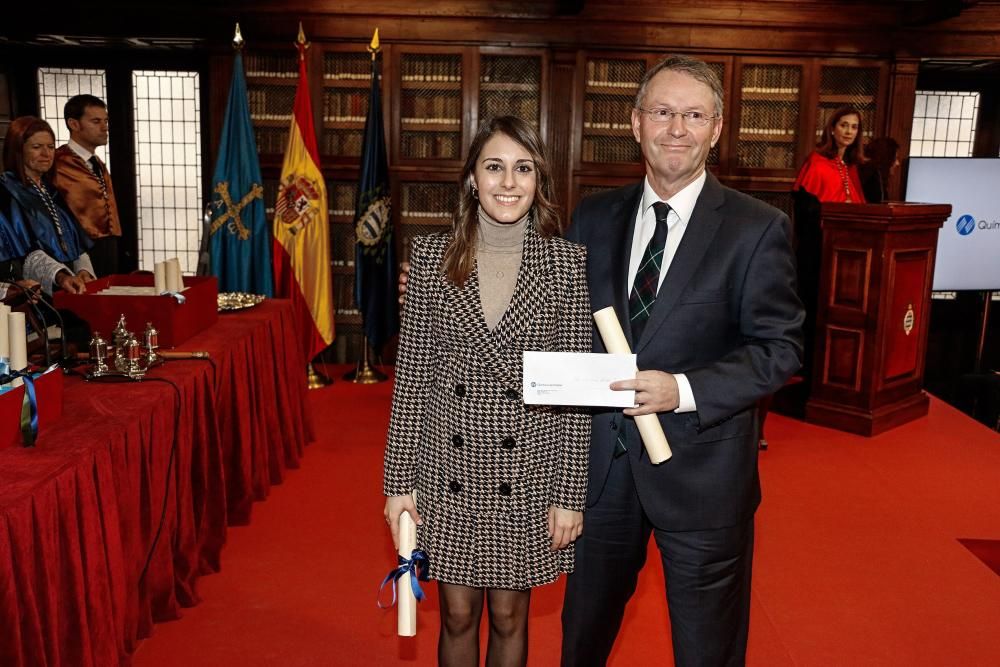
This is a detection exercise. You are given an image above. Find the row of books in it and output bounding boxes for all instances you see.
[481,96,539,123]
[583,98,634,127]
[332,274,360,315]
[736,144,794,170]
[401,58,461,82]
[479,58,540,85]
[580,137,641,164]
[253,127,290,155]
[741,66,800,94]
[248,88,296,117]
[321,130,364,157]
[402,93,462,120]
[323,54,371,80]
[738,128,796,136]
[739,103,799,133]
[400,133,461,159]
[324,91,368,119]
[400,185,456,217]
[585,60,644,88]
[245,54,298,78]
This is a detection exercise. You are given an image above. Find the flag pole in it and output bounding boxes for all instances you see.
[343,335,387,383]
[346,27,391,385]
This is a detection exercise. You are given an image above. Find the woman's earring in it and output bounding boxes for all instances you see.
[471,186,479,200]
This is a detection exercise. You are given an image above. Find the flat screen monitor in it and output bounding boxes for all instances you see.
[905,157,1000,291]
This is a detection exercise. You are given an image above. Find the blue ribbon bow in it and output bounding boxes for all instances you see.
[2,364,55,447]
[377,549,430,609]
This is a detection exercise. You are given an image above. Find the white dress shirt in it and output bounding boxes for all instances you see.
[628,170,708,414]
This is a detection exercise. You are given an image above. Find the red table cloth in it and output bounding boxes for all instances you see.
[0,299,313,666]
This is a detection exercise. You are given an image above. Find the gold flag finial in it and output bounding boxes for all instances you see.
[368,28,380,60]
[232,23,244,50]
[295,21,310,60]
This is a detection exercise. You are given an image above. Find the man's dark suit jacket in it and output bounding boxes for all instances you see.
[566,173,804,532]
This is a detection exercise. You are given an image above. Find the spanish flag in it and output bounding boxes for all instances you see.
[273,25,334,361]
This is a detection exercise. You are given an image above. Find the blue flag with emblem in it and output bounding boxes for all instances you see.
[353,35,398,349]
[209,50,273,296]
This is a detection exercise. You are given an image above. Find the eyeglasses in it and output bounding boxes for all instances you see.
[636,107,719,127]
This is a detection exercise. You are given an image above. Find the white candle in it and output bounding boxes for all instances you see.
[8,311,27,388]
[154,262,167,293]
[166,258,183,293]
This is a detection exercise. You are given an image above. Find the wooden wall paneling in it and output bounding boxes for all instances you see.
[548,49,577,215]
[885,58,919,200]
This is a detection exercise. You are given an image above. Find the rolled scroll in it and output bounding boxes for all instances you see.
[8,312,27,389]
[397,491,418,637]
[593,306,672,464]
[153,262,168,293]
[165,258,183,293]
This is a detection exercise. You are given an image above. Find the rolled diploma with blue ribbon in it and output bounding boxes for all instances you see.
[398,490,418,636]
[593,307,672,464]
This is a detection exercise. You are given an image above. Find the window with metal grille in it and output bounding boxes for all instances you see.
[132,70,202,273]
[36,67,110,169]
[910,91,979,157]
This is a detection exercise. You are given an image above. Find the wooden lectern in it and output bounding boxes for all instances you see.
[805,202,951,436]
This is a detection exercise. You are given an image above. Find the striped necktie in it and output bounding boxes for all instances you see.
[628,201,670,342]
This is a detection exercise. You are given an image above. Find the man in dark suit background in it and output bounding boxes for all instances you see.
[561,55,804,666]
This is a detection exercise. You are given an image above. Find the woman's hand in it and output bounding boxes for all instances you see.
[384,494,422,551]
[55,270,86,294]
[548,506,583,551]
[397,261,411,305]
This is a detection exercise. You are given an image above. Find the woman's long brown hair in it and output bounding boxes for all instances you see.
[442,115,561,286]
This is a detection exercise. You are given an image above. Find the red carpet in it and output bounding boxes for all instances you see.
[134,365,1000,666]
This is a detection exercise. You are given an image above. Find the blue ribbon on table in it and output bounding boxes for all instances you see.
[1,364,58,447]
[160,291,187,304]
[377,549,430,609]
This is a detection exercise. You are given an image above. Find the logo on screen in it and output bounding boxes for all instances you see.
[956,214,976,236]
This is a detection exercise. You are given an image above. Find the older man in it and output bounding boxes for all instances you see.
[560,55,804,667]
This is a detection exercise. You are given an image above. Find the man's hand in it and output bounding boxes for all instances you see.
[384,494,422,551]
[397,261,410,305]
[55,270,87,294]
[612,370,680,415]
[548,505,583,550]
[77,270,96,282]
[14,280,41,303]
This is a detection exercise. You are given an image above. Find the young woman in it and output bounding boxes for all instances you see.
[793,105,868,204]
[791,106,867,381]
[383,116,591,667]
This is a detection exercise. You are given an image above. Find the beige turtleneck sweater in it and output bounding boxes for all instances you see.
[476,208,528,330]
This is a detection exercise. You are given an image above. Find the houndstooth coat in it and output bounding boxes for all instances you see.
[383,225,592,590]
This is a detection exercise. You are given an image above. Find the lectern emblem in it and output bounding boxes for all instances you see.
[903,303,915,336]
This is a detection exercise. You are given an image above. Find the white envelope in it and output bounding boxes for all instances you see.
[522,351,636,407]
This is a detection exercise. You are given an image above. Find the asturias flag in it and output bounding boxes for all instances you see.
[272,29,334,361]
[353,31,399,350]
[209,50,273,295]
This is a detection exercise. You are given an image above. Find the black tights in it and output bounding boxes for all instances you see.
[438,582,531,667]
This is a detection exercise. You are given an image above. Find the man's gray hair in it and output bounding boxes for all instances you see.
[634,55,724,117]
